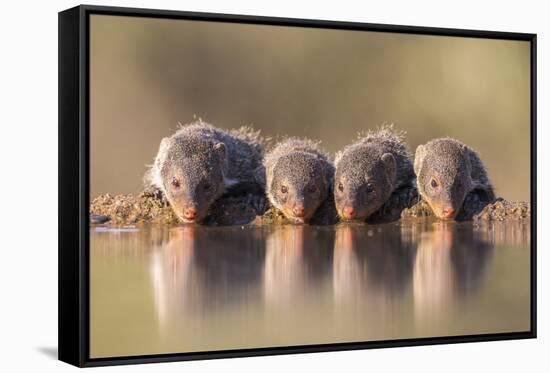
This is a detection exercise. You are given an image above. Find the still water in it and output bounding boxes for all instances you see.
[90,220,531,358]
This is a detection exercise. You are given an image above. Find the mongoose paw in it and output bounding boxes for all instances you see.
[309,196,339,225]
[370,185,419,223]
[457,189,494,220]
[248,193,267,215]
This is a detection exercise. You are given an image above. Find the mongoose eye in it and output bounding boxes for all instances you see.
[338,183,344,192]
[203,183,212,191]
[430,178,439,188]
[171,177,180,189]
[365,183,374,193]
[281,185,288,194]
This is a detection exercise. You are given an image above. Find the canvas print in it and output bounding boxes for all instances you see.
[88,14,532,358]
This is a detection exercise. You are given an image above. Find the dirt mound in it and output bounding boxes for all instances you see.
[90,189,179,225]
[401,197,530,221]
[91,190,530,226]
[474,199,530,221]
[90,189,260,226]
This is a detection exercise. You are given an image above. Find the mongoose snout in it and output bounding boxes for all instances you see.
[183,206,198,221]
[342,206,355,219]
[293,205,306,217]
[440,206,455,219]
[414,138,495,220]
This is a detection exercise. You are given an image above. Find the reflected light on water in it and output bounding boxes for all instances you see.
[90,220,530,358]
[264,226,334,306]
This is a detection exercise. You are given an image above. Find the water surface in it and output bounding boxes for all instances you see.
[90,220,531,358]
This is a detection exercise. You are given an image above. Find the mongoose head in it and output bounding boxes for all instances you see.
[414,139,474,220]
[268,152,332,224]
[154,136,231,223]
[334,146,397,221]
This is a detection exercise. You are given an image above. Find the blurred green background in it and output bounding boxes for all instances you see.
[90,15,531,201]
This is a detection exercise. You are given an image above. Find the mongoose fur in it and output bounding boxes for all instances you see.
[261,138,335,224]
[334,126,416,222]
[144,120,265,223]
[414,138,496,220]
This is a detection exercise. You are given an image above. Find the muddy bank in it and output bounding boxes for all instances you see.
[91,191,530,226]
[474,199,530,221]
[90,189,260,226]
[401,197,530,221]
[90,190,179,225]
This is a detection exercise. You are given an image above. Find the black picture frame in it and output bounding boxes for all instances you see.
[58,4,537,368]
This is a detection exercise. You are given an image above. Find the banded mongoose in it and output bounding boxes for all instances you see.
[334,126,416,222]
[144,121,265,223]
[262,138,335,224]
[414,138,496,220]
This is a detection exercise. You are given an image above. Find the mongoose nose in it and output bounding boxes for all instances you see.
[343,206,355,218]
[183,207,197,220]
[441,207,455,219]
[293,206,305,217]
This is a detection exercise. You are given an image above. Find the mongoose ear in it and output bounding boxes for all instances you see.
[334,151,343,167]
[157,137,171,161]
[461,145,474,177]
[145,137,171,191]
[381,153,397,184]
[213,142,227,160]
[414,145,425,175]
[156,137,172,168]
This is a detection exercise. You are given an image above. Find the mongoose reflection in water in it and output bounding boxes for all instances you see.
[334,126,417,223]
[414,138,496,220]
[261,138,335,224]
[144,121,265,223]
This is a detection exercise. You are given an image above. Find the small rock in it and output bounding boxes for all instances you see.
[90,214,110,224]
